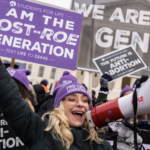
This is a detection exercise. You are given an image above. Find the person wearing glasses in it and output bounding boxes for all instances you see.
[0,59,112,150]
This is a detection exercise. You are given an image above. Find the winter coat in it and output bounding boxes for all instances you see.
[95,93,108,105]
[25,98,35,112]
[0,59,112,150]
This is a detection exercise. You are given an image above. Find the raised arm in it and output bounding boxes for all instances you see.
[0,58,45,147]
[95,74,112,105]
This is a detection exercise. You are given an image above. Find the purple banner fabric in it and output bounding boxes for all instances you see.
[0,0,83,70]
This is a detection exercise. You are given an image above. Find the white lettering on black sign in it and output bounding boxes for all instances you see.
[0,114,26,150]
[93,46,146,81]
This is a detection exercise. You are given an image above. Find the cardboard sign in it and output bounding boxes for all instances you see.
[0,0,83,70]
[93,46,147,81]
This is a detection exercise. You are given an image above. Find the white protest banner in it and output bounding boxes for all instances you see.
[73,0,150,76]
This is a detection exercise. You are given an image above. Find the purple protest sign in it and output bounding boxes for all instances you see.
[0,0,83,70]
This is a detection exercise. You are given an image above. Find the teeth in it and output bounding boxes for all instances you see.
[77,112,83,114]
[73,112,84,114]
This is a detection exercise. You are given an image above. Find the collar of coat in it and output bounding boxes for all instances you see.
[70,126,90,141]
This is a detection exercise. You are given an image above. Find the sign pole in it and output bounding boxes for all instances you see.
[50,68,59,95]
[88,0,95,97]
[89,72,93,104]
[71,0,74,9]
[10,58,15,68]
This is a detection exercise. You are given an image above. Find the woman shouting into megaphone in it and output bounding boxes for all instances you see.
[0,58,112,150]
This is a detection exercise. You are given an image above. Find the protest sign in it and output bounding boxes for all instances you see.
[73,0,150,76]
[0,112,27,150]
[0,0,83,70]
[93,46,147,81]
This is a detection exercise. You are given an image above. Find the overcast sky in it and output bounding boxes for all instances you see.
[32,0,150,9]
[35,0,72,9]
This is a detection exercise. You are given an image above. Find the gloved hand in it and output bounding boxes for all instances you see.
[108,119,143,149]
[99,74,112,94]
[100,74,113,87]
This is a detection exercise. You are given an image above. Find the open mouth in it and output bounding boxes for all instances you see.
[72,111,84,120]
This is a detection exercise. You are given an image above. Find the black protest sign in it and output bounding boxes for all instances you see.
[0,112,27,150]
[93,46,147,81]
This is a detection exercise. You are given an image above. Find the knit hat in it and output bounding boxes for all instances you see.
[7,67,31,91]
[59,71,77,84]
[40,79,48,86]
[53,71,77,97]
[54,82,91,108]
[120,85,134,97]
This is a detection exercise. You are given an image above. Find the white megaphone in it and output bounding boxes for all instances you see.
[86,77,150,128]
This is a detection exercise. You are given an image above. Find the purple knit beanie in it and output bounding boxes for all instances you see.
[120,85,134,97]
[7,67,31,91]
[53,71,77,97]
[54,82,91,108]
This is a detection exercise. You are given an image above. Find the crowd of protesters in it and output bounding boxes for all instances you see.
[0,58,150,150]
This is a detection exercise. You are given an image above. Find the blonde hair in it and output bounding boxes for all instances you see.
[42,101,103,150]
[25,98,35,112]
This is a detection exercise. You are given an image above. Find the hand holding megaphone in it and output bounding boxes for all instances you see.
[108,120,143,150]
[108,120,142,143]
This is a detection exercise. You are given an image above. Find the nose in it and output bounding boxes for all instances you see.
[76,99,84,107]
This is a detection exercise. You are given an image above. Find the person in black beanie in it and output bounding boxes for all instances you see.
[40,79,50,94]
[33,84,51,113]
